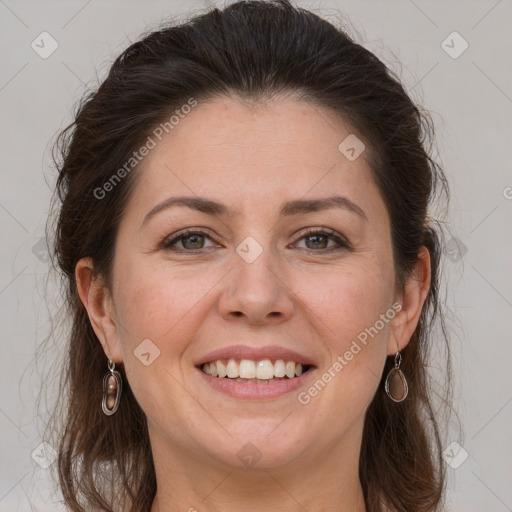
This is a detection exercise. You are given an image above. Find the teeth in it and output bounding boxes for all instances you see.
[217,360,227,378]
[230,377,287,383]
[239,359,256,379]
[201,358,309,380]
[274,359,286,377]
[256,360,274,380]
[226,359,238,378]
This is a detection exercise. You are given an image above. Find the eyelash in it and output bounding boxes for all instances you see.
[161,228,350,254]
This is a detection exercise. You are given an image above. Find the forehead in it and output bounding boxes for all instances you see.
[124,95,383,223]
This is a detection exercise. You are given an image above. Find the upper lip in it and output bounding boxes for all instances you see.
[195,344,317,367]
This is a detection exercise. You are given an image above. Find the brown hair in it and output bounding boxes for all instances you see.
[45,1,452,510]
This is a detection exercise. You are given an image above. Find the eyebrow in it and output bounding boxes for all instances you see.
[141,194,368,227]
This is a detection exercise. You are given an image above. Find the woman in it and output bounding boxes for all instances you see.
[47,0,452,510]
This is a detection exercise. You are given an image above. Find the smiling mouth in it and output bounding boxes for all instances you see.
[199,358,315,382]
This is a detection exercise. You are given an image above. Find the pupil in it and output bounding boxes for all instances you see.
[307,234,327,249]
[184,234,203,249]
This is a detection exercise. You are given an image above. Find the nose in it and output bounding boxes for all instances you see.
[218,244,295,326]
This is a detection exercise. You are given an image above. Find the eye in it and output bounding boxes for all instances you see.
[292,229,350,253]
[161,229,218,252]
[161,228,350,254]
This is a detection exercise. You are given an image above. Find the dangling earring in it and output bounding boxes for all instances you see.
[102,359,122,415]
[385,351,408,402]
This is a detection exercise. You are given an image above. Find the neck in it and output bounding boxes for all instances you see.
[149,419,367,512]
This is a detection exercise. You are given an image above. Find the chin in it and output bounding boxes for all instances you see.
[198,425,311,470]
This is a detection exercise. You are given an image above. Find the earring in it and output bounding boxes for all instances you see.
[102,359,123,415]
[385,351,408,402]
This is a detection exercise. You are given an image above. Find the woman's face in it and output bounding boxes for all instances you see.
[98,96,406,469]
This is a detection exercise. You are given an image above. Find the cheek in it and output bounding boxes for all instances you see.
[111,261,215,420]
[301,263,395,349]
[113,261,210,348]
[301,262,394,400]
[291,264,395,435]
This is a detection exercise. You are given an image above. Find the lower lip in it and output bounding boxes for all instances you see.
[196,366,316,399]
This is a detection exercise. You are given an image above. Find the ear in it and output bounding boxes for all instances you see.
[387,246,431,355]
[75,257,124,363]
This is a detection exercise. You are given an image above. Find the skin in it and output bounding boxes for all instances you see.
[76,95,430,512]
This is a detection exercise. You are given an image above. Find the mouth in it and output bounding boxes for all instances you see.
[194,345,317,399]
[194,344,317,398]
[197,358,315,383]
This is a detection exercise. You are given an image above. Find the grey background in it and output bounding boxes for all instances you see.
[1,0,511,510]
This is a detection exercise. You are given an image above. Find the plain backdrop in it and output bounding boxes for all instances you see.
[1,1,511,511]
